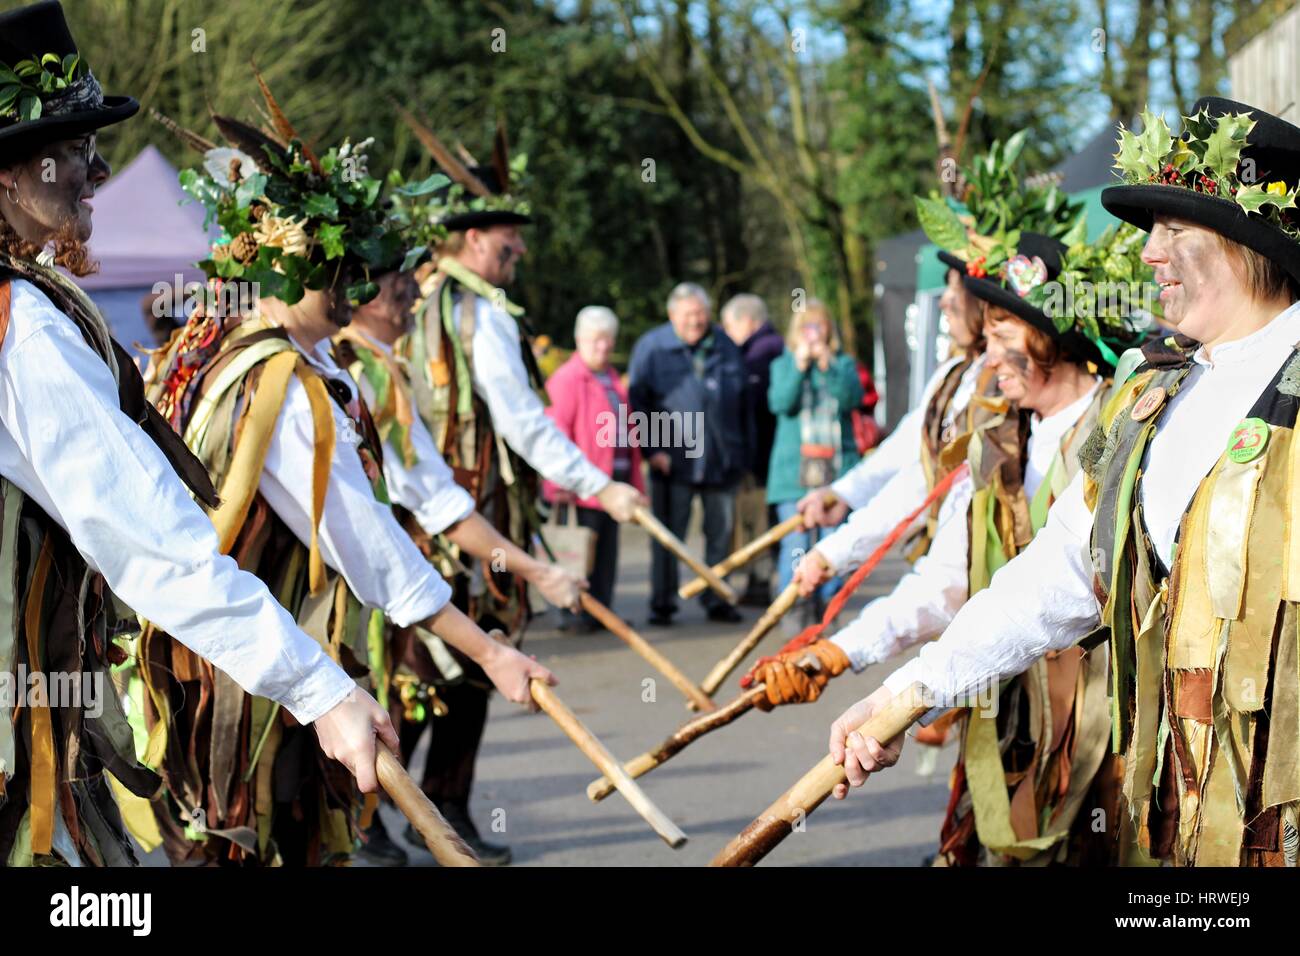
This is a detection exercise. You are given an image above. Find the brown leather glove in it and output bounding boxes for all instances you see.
[748,640,851,711]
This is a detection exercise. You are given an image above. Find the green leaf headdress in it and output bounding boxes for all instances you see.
[164,68,405,307]
[395,107,533,236]
[1024,222,1158,369]
[915,129,1087,279]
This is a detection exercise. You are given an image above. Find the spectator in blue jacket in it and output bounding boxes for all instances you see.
[629,282,753,626]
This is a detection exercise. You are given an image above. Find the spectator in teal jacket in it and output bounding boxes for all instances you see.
[767,299,863,613]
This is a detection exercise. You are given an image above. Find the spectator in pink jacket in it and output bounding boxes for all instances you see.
[544,306,645,632]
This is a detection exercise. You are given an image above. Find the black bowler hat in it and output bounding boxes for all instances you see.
[1102,97,1300,285]
[962,231,1110,370]
[937,249,966,273]
[0,2,138,160]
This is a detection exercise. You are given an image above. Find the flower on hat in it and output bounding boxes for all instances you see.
[1267,181,1288,196]
[1004,255,1048,297]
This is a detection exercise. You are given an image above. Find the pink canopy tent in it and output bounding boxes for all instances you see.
[81,145,216,357]
[82,144,214,290]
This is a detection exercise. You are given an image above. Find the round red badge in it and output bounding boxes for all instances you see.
[1130,385,1167,422]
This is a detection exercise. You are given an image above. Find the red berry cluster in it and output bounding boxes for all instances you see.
[1190,172,1218,195]
[1154,162,1183,185]
[966,255,988,279]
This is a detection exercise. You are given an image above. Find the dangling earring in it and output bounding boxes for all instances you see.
[3,183,17,205]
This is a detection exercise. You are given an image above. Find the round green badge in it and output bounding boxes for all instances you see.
[1227,417,1270,463]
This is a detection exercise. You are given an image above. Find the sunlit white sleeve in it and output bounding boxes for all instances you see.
[0,283,355,725]
[830,473,972,671]
[381,407,476,538]
[817,458,932,574]
[466,301,609,497]
[260,375,451,628]
[830,357,960,509]
[882,473,1100,704]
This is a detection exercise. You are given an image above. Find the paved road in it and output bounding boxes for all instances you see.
[380,520,951,867]
[140,520,951,867]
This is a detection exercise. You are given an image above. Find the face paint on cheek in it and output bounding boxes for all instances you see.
[1002,347,1032,380]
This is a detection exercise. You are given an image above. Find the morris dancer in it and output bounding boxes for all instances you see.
[831,98,1300,867]
[143,84,553,865]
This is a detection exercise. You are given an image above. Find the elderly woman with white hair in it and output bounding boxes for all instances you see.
[543,306,645,631]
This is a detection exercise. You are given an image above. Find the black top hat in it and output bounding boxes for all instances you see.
[937,249,966,273]
[434,164,532,232]
[962,231,1108,370]
[1102,97,1300,285]
[0,2,138,161]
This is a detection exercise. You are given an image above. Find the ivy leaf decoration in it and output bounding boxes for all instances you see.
[915,195,968,252]
[347,279,379,305]
[303,192,339,219]
[317,222,346,260]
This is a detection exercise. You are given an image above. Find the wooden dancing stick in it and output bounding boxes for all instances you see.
[587,651,836,801]
[587,685,767,802]
[709,683,930,867]
[634,505,738,605]
[679,493,840,600]
[579,593,716,713]
[697,580,799,699]
[530,680,688,848]
[376,741,481,867]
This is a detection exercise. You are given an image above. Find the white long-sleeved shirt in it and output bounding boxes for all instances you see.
[453,293,609,498]
[883,302,1300,704]
[820,354,985,570]
[833,381,1100,671]
[0,280,355,725]
[259,334,451,628]
[347,332,475,537]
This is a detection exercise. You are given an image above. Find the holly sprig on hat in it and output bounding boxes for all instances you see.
[0,52,82,122]
[915,129,1086,277]
[1114,107,1300,242]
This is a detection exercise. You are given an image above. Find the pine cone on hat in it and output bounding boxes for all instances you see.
[230,231,259,264]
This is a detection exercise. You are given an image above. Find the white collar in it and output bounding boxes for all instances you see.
[1030,377,1100,434]
[287,333,350,385]
[1193,300,1300,368]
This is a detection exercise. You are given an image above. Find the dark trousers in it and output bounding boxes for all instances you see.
[398,646,489,816]
[561,505,620,628]
[649,472,737,615]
